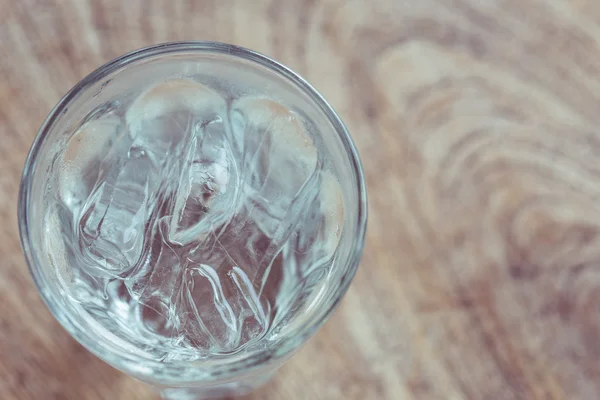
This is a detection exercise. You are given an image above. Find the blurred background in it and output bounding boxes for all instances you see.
[3,0,600,399]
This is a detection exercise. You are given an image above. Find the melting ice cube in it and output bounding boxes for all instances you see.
[125,79,228,166]
[58,114,121,211]
[167,118,239,246]
[229,97,319,237]
[181,262,270,352]
[77,147,153,276]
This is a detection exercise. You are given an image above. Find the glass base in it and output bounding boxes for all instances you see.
[159,373,273,399]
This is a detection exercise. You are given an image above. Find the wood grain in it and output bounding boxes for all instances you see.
[2,0,600,398]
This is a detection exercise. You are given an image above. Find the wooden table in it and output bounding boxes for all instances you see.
[2,0,600,398]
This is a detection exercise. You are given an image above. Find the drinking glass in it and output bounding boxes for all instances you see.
[18,42,367,399]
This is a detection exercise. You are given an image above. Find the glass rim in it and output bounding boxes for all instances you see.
[18,41,368,384]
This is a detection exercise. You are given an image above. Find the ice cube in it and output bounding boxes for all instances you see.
[44,209,74,288]
[316,171,345,259]
[124,217,184,333]
[181,262,270,352]
[173,215,273,352]
[228,265,270,339]
[125,79,228,166]
[77,147,153,276]
[264,171,344,319]
[58,115,121,211]
[225,97,324,296]
[167,119,239,246]
[229,97,319,237]
[184,264,238,348]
